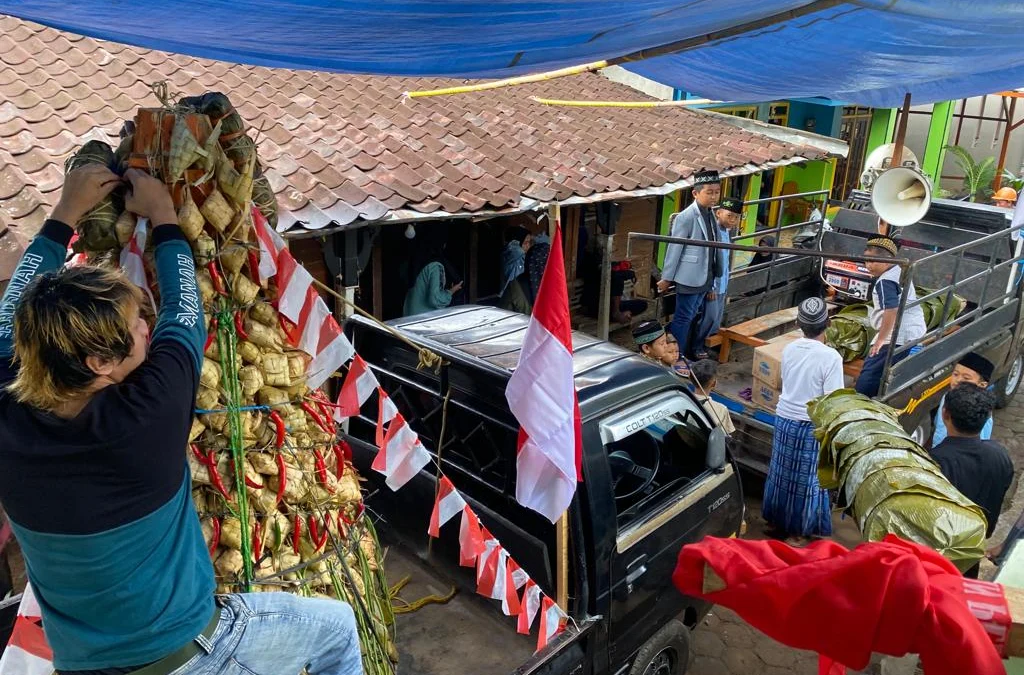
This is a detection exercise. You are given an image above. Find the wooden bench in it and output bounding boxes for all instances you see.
[716,303,837,363]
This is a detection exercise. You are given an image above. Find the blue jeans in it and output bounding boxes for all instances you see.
[170,593,363,675]
[854,344,909,398]
[695,292,725,352]
[669,291,706,359]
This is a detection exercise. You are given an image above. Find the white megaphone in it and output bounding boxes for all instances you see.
[870,165,932,227]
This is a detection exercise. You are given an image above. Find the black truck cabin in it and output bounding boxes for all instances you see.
[344,306,744,675]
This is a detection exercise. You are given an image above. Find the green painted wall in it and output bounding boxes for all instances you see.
[743,174,761,234]
[921,100,954,183]
[657,191,679,267]
[866,108,897,157]
[783,159,836,196]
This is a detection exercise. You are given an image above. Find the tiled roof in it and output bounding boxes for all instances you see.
[0,15,829,237]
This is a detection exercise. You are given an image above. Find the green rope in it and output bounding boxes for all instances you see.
[217,304,254,590]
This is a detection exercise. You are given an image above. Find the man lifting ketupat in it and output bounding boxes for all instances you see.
[0,166,362,675]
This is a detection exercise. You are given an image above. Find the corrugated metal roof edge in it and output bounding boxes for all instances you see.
[279,153,823,239]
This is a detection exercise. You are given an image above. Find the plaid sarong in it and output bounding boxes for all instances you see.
[762,416,832,537]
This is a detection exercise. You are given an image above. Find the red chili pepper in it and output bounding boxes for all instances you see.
[331,443,347,478]
[192,444,231,501]
[209,517,221,557]
[244,476,264,490]
[269,411,286,449]
[309,515,328,552]
[204,317,218,353]
[313,448,334,492]
[247,249,261,285]
[206,261,228,296]
[340,502,364,528]
[275,453,287,506]
[252,520,263,565]
[234,310,249,341]
[311,391,337,433]
[293,515,302,555]
[338,439,353,462]
[300,401,332,436]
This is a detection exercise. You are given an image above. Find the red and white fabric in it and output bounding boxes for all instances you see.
[0,584,53,675]
[518,580,542,635]
[65,233,88,267]
[305,312,353,390]
[428,476,466,538]
[372,412,430,491]
[536,595,567,652]
[118,217,156,314]
[476,530,501,588]
[376,389,398,447]
[252,206,286,282]
[275,249,314,323]
[459,505,486,567]
[335,355,378,420]
[505,223,582,523]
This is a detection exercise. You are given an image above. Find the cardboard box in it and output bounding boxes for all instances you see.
[752,332,800,389]
[751,375,782,412]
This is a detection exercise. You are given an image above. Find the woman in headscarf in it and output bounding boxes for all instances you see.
[524,235,551,304]
[748,235,776,268]
[403,235,462,316]
[501,226,532,296]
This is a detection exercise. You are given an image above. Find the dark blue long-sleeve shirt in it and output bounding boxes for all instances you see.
[0,220,213,672]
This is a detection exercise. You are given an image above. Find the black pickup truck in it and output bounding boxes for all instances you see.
[344,306,744,675]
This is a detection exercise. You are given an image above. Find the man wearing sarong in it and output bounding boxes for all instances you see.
[763,297,844,538]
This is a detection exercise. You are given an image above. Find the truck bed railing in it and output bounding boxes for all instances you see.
[628,217,1024,401]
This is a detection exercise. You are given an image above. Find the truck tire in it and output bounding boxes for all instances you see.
[628,619,692,675]
[995,353,1023,409]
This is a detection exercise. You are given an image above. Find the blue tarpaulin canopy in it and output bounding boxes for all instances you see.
[2,0,1024,107]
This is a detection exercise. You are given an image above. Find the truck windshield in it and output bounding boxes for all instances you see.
[601,395,712,529]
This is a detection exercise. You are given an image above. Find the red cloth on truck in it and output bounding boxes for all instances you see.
[672,535,1002,675]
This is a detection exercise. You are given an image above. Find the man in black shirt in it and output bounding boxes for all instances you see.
[930,383,1013,577]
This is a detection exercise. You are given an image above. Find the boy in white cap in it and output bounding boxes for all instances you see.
[763,297,844,538]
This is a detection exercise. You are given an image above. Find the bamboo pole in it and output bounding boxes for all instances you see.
[995,97,1017,191]
[548,201,570,611]
[880,93,913,235]
[405,61,609,99]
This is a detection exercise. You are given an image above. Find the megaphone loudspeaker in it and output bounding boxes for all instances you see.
[871,166,932,227]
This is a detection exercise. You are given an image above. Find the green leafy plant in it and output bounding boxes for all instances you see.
[943,145,996,201]
[1002,168,1024,193]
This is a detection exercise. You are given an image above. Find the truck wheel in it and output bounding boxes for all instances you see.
[996,353,1023,409]
[629,619,691,675]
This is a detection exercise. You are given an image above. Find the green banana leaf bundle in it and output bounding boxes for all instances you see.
[916,287,966,330]
[825,304,876,363]
[809,389,986,571]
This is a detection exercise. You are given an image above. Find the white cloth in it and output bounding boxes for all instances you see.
[775,338,845,421]
[869,264,927,346]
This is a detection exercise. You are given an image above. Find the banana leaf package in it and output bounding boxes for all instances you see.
[824,304,876,363]
[916,286,967,330]
[74,89,395,673]
[809,389,986,571]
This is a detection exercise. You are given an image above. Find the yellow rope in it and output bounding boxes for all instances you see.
[404,60,609,98]
[311,278,445,373]
[900,376,950,416]
[530,96,722,108]
[388,575,457,614]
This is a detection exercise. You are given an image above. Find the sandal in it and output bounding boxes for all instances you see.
[693,350,710,361]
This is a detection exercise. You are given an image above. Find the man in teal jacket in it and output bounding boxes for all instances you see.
[0,166,362,675]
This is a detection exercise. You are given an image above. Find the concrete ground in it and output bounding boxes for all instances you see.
[687,388,1024,675]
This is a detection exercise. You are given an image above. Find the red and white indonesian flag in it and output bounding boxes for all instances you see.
[335,355,379,421]
[0,584,53,675]
[428,476,466,538]
[504,224,582,523]
[253,206,286,282]
[119,217,156,314]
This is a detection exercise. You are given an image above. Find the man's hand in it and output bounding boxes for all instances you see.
[124,169,177,225]
[51,165,123,226]
[657,279,672,294]
[707,290,717,301]
[869,340,884,357]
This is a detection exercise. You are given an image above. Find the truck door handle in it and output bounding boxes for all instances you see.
[625,554,647,593]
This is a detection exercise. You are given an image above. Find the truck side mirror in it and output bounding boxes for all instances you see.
[706,427,727,473]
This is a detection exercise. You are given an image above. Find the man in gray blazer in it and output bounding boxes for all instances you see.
[657,170,721,372]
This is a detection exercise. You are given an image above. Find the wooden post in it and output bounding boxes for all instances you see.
[468,227,479,302]
[996,97,1017,192]
[880,93,913,235]
[372,239,383,319]
[598,233,614,340]
[548,203,559,239]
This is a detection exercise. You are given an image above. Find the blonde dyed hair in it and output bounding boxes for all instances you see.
[10,265,143,411]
